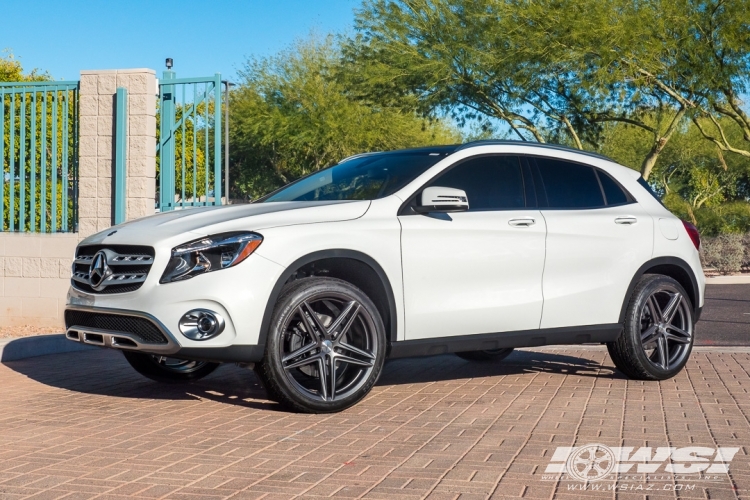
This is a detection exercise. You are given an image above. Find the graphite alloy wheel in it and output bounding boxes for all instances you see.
[257,277,386,413]
[607,274,694,380]
[454,348,514,362]
[122,351,220,383]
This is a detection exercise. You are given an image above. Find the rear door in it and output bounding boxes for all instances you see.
[399,155,547,340]
[528,156,654,329]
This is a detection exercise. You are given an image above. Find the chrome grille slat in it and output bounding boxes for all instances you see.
[71,245,155,295]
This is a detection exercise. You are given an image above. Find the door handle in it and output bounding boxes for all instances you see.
[508,217,536,227]
[615,216,638,225]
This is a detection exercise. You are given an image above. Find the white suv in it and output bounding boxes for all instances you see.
[65,141,705,413]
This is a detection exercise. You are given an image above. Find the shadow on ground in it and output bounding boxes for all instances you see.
[2,346,618,411]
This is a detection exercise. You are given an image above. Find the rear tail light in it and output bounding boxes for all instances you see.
[682,220,700,250]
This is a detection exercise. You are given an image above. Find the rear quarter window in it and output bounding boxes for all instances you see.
[535,158,605,209]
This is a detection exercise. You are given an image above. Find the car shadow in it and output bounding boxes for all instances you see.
[379,348,620,386]
[2,347,281,411]
[2,345,620,410]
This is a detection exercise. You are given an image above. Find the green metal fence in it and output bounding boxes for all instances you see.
[0,81,79,232]
[157,71,222,211]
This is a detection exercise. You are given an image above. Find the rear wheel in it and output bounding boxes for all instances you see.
[454,348,514,362]
[122,351,220,383]
[257,277,386,413]
[607,275,694,380]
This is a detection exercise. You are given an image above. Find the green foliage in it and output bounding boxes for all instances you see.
[156,98,216,203]
[348,0,750,181]
[1,52,73,232]
[228,36,459,200]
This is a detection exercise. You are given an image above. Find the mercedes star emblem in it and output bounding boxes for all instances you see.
[89,251,113,291]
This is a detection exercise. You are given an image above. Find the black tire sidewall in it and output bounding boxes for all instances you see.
[262,277,387,413]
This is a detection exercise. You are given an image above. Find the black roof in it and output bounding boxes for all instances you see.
[342,140,615,164]
[456,140,615,162]
[341,139,617,163]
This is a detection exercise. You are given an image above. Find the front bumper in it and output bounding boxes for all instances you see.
[64,252,284,363]
[65,305,181,355]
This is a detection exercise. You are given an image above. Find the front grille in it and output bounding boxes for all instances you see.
[65,310,168,345]
[71,245,155,294]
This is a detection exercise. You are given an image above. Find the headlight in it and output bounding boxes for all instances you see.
[160,232,263,283]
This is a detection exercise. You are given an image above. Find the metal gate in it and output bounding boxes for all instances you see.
[157,71,222,211]
[0,81,79,232]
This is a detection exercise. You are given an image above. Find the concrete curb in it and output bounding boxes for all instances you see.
[705,275,750,284]
[0,334,95,362]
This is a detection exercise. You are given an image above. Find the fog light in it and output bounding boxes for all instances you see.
[179,309,225,340]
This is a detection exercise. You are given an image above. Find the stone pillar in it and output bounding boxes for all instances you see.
[78,69,156,237]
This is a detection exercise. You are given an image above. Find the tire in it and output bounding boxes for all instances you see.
[257,277,387,413]
[455,348,514,362]
[607,274,694,380]
[122,351,220,383]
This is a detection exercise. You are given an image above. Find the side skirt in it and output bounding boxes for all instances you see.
[388,324,623,359]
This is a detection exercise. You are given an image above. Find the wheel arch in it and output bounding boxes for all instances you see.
[258,250,398,348]
[618,256,700,324]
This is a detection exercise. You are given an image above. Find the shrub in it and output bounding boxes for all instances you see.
[700,234,746,275]
[744,232,750,268]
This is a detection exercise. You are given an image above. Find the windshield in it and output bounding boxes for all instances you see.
[261,149,455,202]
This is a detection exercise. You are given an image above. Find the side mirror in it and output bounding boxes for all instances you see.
[415,186,469,213]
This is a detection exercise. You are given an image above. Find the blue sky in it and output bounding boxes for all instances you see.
[1,0,358,82]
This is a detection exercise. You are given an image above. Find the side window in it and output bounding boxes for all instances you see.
[596,170,630,205]
[534,158,605,209]
[426,155,525,211]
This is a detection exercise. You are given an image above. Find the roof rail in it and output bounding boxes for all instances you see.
[456,140,616,163]
[338,145,460,164]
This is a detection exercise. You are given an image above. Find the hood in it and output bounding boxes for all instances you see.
[81,200,371,246]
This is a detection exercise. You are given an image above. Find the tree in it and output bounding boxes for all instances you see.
[1,52,72,232]
[228,36,459,199]
[600,117,750,235]
[347,0,750,180]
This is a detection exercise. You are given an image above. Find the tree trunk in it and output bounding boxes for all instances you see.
[640,139,666,181]
[640,107,687,180]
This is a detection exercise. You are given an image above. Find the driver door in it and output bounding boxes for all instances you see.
[398,155,546,340]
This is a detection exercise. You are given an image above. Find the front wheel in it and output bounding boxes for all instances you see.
[257,277,387,413]
[122,351,220,383]
[607,274,694,380]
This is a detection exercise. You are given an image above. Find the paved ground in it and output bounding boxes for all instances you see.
[2,347,750,500]
[695,285,750,346]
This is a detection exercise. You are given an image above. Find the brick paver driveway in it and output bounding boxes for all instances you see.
[1,347,749,500]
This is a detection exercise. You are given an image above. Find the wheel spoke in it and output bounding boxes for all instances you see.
[334,352,374,368]
[284,353,321,371]
[282,341,318,363]
[328,301,360,340]
[662,293,682,323]
[338,341,376,360]
[665,324,692,344]
[648,295,663,322]
[640,324,659,345]
[299,302,326,340]
[317,357,328,401]
[657,336,668,368]
[327,354,336,401]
